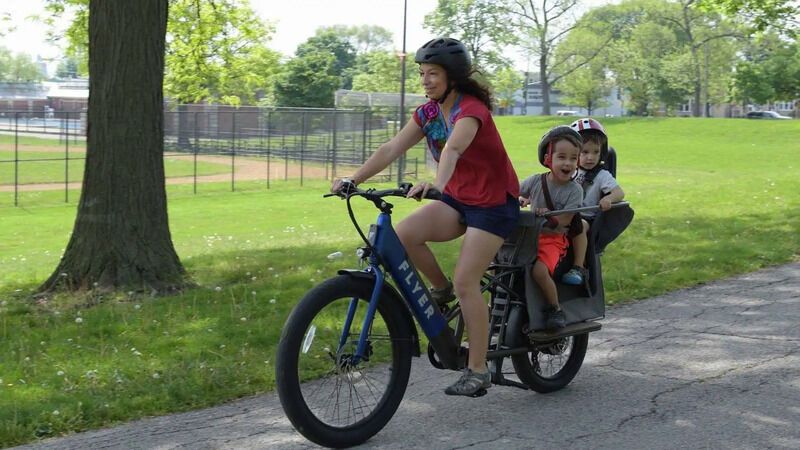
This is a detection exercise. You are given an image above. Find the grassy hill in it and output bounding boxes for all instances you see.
[0,116,798,446]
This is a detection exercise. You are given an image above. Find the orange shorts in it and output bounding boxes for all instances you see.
[537,233,569,275]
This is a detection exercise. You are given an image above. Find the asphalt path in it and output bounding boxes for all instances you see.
[16,262,800,450]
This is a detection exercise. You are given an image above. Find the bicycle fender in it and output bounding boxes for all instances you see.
[337,269,421,357]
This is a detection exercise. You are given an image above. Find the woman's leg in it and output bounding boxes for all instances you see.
[396,201,465,289]
[453,227,505,372]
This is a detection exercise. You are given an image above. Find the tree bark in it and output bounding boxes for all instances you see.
[41,0,186,293]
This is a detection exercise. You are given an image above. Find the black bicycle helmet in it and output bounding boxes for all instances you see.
[538,125,583,167]
[414,37,472,78]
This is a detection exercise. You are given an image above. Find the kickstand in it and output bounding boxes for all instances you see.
[488,359,529,390]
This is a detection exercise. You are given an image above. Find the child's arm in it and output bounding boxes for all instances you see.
[599,186,625,210]
[519,196,530,207]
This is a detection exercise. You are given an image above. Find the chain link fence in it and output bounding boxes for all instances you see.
[1,104,429,206]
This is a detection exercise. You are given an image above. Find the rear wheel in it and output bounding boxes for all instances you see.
[511,333,588,393]
[276,275,414,447]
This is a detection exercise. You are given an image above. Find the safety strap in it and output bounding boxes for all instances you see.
[539,173,555,211]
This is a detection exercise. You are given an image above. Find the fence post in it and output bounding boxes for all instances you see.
[64,111,70,203]
[361,109,368,164]
[283,118,288,181]
[231,111,236,192]
[300,111,306,186]
[331,109,337,180]
[266,110,271,189]
[14,112,19,206]
[193,111,198,194]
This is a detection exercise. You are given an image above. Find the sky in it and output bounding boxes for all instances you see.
[0,0,614,75]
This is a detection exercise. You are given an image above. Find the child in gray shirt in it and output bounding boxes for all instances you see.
[519,126,583,330]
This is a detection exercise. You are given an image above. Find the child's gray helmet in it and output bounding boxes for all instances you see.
[414,38,472,78]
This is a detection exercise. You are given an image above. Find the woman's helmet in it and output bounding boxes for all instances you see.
[569,117,608,161]
[414,37,472,79]
[538,125,583,168]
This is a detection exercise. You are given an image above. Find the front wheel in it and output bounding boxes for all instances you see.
[511,333,589,393]
[275,275,414,447]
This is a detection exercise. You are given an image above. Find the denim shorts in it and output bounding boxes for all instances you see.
[440,194,520,239]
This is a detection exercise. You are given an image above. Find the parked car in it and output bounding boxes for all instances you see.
[556,110,579,116]
[746,111,792,120]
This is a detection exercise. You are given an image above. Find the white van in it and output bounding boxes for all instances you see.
[556,110,579,117]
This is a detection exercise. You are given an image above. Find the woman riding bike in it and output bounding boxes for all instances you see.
[331,37,519,396]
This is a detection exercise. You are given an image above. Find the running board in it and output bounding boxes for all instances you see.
[527,321,602,342]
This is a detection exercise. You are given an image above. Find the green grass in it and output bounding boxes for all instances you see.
[0,117,799,446]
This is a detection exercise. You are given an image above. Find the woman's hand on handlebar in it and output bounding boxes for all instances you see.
[406,181,442,201]
[331,177,357,196]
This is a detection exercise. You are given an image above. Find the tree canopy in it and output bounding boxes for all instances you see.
[424,0,515,71]
[0,47,45,82]
[44,0,281,105]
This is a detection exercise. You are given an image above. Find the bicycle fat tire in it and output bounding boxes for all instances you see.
[276,274,414,447]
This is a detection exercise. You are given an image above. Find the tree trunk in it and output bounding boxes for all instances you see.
[692,56,702,117]
[540,54,551,115]
[41,0,185,293]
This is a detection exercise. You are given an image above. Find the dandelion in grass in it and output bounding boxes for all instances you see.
[240,317,247,322]
[251,276,257,281]
[215,286,222,292]
[75,317,83,324]
[134,304,141,310]
[57,370,64,376]
[269,298,276,304]
[53,410,60,416]
[152,373,160,379]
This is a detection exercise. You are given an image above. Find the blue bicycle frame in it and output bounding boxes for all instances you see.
[342,206,463,369]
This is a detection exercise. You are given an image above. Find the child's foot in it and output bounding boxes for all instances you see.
[561,266,586,285]
[430,281,455,306]
[444,367,491,397]
[543,306,566,330]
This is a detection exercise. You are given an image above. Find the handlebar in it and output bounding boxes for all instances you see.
[325,182,442,249]
[325,182,442,203]
[542,201,630,217]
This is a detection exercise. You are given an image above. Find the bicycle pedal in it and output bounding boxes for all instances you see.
[469,388,488,398]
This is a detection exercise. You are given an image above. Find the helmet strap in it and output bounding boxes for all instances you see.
[544,141,553,168]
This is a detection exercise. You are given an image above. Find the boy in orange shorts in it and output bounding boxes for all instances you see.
[519,126,583,330]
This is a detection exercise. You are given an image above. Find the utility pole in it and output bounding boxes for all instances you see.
[397,0,408,183]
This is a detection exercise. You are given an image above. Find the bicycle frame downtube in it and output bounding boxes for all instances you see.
[372,212,462,370]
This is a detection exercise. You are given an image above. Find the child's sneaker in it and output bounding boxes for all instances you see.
[444,367,491,396]
[561,266,586,285]
[430,281,455,306]
[543,306,566,330]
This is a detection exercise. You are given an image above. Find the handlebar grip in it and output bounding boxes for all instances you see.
[424,188,442,201]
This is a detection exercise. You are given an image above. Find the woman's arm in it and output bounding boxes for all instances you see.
[408,116,479,198]
[349,120,425,185]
